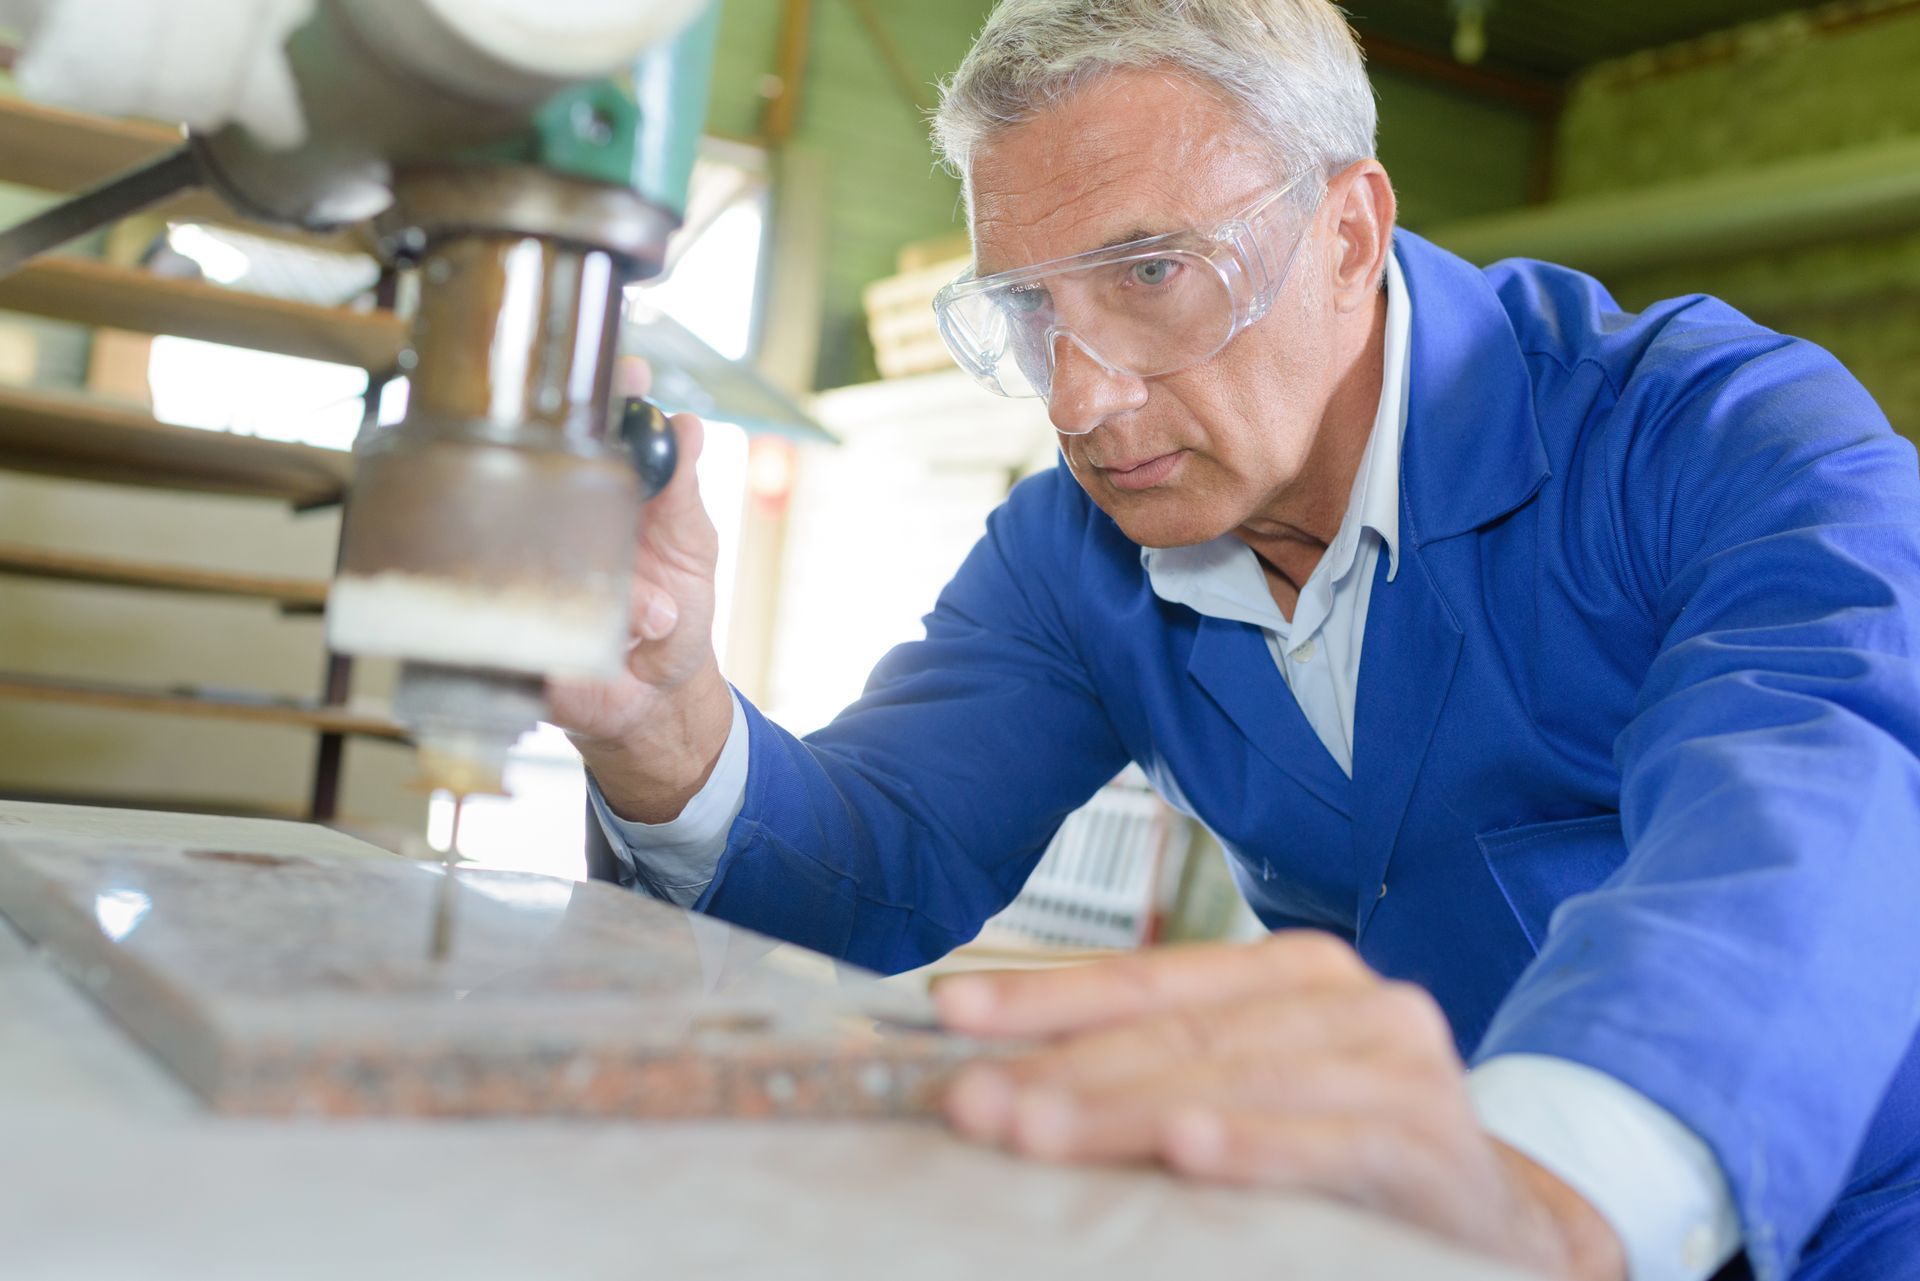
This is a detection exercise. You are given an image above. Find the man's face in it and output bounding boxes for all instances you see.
[970,70,1342,548]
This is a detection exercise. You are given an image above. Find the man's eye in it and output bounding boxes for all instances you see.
[1128,259,1178,287]
[1004,286,1048,315]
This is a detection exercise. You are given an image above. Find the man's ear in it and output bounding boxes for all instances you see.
[1324,160,1397,313]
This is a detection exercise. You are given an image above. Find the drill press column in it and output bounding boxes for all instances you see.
[329,210,642,794]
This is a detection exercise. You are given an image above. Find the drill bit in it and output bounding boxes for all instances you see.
[429,793,465,961]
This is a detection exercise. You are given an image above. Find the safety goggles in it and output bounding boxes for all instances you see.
[933,171,1322,411]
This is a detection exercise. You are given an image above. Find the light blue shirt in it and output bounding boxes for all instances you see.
[591,251,1738,1281]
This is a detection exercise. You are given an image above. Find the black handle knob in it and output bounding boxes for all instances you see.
[618,397,678,500]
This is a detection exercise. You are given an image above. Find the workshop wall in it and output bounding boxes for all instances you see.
[1549,2,1920,438]
[1374,73,1542,230]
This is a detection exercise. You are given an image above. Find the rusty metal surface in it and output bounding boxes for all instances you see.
[384,165,680,271]
[0,835,976,1120]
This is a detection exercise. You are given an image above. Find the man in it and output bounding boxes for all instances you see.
[551,2,1920,1278]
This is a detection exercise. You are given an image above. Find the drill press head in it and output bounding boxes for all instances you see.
[2,0,721,795]
[0,0,720,803]
[327,215,648,796]
[263,1,723,794]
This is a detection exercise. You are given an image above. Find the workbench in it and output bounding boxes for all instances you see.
[0,802,1532,1281]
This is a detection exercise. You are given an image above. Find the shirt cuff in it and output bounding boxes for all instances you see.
[585,689,749,908]
[1467,1054,1740,1281]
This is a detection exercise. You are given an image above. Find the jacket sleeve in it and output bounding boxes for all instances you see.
[690,471,1130,974]
[1474,325,1920,1281]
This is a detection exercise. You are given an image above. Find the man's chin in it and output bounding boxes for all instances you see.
[1087,491,1239,549]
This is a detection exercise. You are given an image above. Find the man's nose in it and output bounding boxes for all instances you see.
[1046,332,1147,436]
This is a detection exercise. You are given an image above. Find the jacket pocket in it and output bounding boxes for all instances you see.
[1475,814,1626,952]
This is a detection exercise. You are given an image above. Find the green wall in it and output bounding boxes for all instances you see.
[1374,72,1540,230]
[705,0,991,388]
[1549,6,1920,437]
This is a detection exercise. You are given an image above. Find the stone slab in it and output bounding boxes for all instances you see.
[0,833,978,1119]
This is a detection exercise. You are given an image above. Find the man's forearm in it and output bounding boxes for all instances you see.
[572,661,735,824]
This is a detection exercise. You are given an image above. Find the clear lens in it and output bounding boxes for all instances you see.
[938,249,1236,400]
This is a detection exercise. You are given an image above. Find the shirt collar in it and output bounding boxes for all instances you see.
[1140,246,1413,621]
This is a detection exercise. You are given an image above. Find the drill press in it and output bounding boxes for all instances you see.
[0,0,719,799]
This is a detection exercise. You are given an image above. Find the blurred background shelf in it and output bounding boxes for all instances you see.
[0,98,185,201]
[0,384,354,506]
[0,95,385,825]
[0,542,328,613]
[0,97,354,249]
[0,256,404,369]
[0,672,408,741]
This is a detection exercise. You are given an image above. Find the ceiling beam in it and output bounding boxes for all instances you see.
[760,0,819,147]
[1358,32,1564,115]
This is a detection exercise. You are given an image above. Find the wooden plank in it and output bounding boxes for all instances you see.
[0,542,328,613]
[0,672,408,741]
[0,97,359,249]
[760,0,818,146]
[1358,32,1565,115]
[0,384,353,506]
[0,98,183,197]
[0,256,407,370]
[0,790,313,824]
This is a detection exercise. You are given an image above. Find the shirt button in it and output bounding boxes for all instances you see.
[1290,639,1316,663]
[1377,883,1388,900]
[1683,1224,1717,1271]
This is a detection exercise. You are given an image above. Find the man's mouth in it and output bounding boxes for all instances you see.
[1096,450,1186,491]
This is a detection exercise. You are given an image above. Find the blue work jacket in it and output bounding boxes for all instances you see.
[648,231,1920,1279]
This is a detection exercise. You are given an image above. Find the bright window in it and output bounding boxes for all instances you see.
[148,337,370,449]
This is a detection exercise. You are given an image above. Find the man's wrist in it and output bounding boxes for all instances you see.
[1496,1141,1628,1281]
[573,663,734,824]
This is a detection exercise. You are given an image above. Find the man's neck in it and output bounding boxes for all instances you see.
[1233,285,1390,620]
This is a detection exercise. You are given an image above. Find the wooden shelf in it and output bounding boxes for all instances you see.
[0,98,183,199]
[0,257,406,370]
[0,542,327,613]
[0,672,409,741]
[0,97,355,247]
[0,788,310,823]
[0,385,353,507]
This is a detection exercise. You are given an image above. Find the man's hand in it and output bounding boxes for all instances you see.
[546,356,735,823]
[934,933,1626,1281]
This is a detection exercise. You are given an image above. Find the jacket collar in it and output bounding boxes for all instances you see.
[1393,229,1551,545]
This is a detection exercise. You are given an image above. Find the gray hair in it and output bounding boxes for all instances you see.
[933,0,1376,194]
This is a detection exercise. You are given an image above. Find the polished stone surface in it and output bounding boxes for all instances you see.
[0,834,971,1118]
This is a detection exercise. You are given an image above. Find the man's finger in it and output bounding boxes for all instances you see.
[632,586,679,644]
[934,931,1370,1039]
[1160,1108,1418,1211]
[990,985,1413,1094]
[614,355,653,399]
[943,984,1436,1152]
[961,1056,1419,1165]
